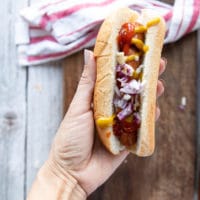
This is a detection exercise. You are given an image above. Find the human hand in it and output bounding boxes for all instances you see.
[45,50,166,196]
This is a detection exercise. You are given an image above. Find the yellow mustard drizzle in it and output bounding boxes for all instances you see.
[135,26,147,33]
[126,54,140,62]
[132,71,139,79]
[142,45,149,53]
[139,72,143,81]
[125,115,133,123]
[131,38,149,53]
[132,70,143,80]
[131,38,144,49]
[133,18,161,35]
[96,115,115,128]
[146,17,160,28]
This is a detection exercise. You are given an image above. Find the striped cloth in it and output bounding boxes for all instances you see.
[15,0,200,66]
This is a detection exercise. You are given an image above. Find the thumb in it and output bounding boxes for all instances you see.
[67,50,96,116]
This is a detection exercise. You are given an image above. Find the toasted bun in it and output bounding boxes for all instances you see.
[94,8,166,156]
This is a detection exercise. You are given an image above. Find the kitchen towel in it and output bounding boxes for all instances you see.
[15,0,200,66]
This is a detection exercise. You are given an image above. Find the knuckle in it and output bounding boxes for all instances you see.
[79,71,93,86]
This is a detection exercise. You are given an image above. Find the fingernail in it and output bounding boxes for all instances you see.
[156,107,161,121]
[159,78,166,88]
[157,80,165,98]
[84,49,91,66]
[161,57,167,67]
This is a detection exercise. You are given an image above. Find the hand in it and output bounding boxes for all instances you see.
[46,50,166,196]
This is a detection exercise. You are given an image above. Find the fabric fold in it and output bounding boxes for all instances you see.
[15,0,200,66]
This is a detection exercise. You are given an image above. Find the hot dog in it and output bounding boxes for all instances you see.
[93,8,166,156]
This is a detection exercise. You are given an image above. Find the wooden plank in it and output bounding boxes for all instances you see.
[26,63,64,194]
[195,29,200,200]
[63,51,84,114]
[0,0,28,199]
[25,1,64,195]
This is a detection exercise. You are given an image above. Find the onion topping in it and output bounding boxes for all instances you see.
[120,80,145,94]
[114,98,127,109]
[114,64,145,122]
[117,102,133,120]
[116,64,134,76]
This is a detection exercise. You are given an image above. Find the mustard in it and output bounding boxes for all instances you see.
[139,72,143,81]
[126,54,140,62]
[132,71,139,79]
[96,115,115,128]
[131,38,149,53]
[132,71,143,80]
[143,45,149,53]
[135,26,147,33]
[146,18,160,28]
[131,38,144,49]
[125,115,133,123]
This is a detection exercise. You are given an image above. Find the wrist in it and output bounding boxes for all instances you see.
[27,161,87,200]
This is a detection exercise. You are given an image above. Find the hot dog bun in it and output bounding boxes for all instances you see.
[93,8,166,156]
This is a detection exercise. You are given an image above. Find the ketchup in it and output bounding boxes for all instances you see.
[118,22,144,70]
[118,22,144,55]
[118,23,135,54]
[113,116,140,146]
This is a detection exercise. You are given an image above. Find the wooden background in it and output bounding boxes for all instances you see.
[0,0,198,199]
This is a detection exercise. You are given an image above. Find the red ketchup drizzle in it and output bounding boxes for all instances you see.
[118,23,135,55]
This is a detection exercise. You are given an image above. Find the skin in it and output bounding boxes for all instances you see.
[45,50,166,196]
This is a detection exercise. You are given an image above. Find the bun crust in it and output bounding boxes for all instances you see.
[94,8,166,156]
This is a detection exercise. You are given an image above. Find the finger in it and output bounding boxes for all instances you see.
[68,50,96,116]
[155,107,160,121]
[159,57,167,76]
[157,80,164,98]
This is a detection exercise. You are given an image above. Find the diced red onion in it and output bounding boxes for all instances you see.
[123,94,131,101]
[178,105,186,111]
[117,77,129,86]
[116,64,134,76]
[117,103,133,120]
[120,80,145,94]
[114,98,127,109]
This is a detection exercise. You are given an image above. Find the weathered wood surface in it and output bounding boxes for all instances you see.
[24,0,63,195]
[0,0,28,199]
[26,63,63,193]
[195,29,200,200]
[0,0,198,199]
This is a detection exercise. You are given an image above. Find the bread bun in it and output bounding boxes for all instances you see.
[94,8,166,156]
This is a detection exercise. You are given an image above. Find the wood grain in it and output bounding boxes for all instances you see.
[195,30,200,200]
[63,51,84,114]
[0,0,197,199]
[0,0,28,199]
[26,63,64,194]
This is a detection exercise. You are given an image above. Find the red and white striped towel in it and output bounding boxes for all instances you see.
[15,0,200,66]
